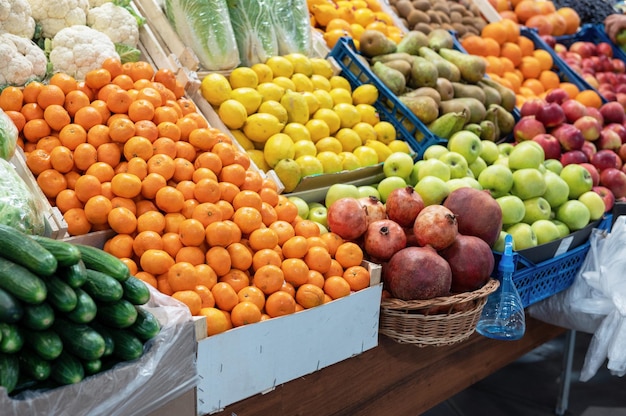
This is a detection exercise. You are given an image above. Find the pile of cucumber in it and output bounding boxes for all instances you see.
[0,224,161,395]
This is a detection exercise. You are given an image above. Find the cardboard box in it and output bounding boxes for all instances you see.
[195,262,383,415]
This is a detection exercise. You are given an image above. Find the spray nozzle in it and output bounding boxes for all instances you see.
[498,234,515,274]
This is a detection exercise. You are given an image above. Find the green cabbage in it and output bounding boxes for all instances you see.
[164,0,240,71]
[226,0,278,67]
[0,158,45,235]
[270,0,312,56]
[0,108,18,161]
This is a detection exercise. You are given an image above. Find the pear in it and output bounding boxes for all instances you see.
[359,29,397,58]
[402,87,442,106]
[478,78,516,112]
[480,84,502,107]
[427,28,455,51]
[408,56,439,88]
[425,111,469,139]
[396,30,429,55]
[489,103,516,135]
[383,59,413,79]
[371,52,415,64]
[438,48,486,84]
[451,82,486,103]
[398,95,439,124]
[435,77,454,101]
[371,61,406,96]
[479,119,499,141]
[418,46,461,82]
[273,158,301,193]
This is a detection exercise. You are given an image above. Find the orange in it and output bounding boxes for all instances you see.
[306,270,326,289]
[304,245,332,274]
[334,241,364,268]
[128,99,155,122]
[218,163,246,187]
[48,145,74,173]
[36,168,67,199]
[84,195,113,225]
[252,264,284,295]
[191,202,222,228]
[85,68,112,90]
[320,232,344,257]
[73,142,98,172]
[558,82,580,100]
[232,206,263,235]
[205,220,239,247]
[538,70,561,91]
[238,286,266,311]
[193,151,223,175]
[153,137,178,159]
[482,38,501,58]
[485,56,504,77]
[227,242,253,271]
[545,12,567,37]
[74,106,103,132]
[168,261,198,292]
[188,127,220,152]
[195,284,215,308]
[162,231,183,258]
[295,283,325,309]
[281,257,310,288]
[5,110,25,134]
[23,119,51,143]
[324,258,344,279]
[514,0,541,23]
[43,104,70,131]
[63,207,92,236]
[525,14,553,36]
[147,153,176,180]
[248,227,279,251]
[274,196,299,223]
[87,124,110,148]
[107,206,137,234]
[0,86,24,112]
[281,235,308,259]
[135,271,157,288]
[575,90,603,109]
[519,56,541,80]
[133,230,164,257]
[26,149,52,176]
[217,181,240,204]
[155,185,185,213]
[251,247,282,271]
[111,172,143,199]
[522,78,545,96]
[73,174,102,203]
[481,22,507,45]
[55,188,82,213]
[63,89,90,117]
[37,84,65,109]
[343,265,370,291]
[178,218,206,247]
[323,275,352,300]
[230,301,262,327]
[176,246,206,265]
[219,269,250,293]
[556,7,580,35]
[134,119,159,142]
[172,290,202,315]
[264,290,296,318]
[500,42,522,67]
[232,189,263,211]
[205,246,232,277]
[211,281,239,312]
[200,307,232,336]
[137,199,167,229]
[140,248,175,276]
[196,264,218,290]
[293,219,321,239]
[460,35,486,56]
[193,177,221,204]
[500,17,520,43]
[269,220,295,246]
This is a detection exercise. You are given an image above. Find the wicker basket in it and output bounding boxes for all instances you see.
[379,279,500,347]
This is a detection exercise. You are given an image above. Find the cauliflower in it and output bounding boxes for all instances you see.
[88,0,110,6]
[0,33,47,87]
[49,25,119,80]
[27,0,89,38]
[87,2,139,47]
[0,0,36,39]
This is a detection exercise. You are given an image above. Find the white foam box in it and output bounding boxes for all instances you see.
[195,261,383,415]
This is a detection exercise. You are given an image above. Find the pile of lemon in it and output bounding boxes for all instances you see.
[200,53,412,192]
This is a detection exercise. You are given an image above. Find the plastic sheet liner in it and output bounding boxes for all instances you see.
[0,286,198,416]
[0,157,45,235]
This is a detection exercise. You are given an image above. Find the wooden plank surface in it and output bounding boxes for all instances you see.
[208,316,565,416]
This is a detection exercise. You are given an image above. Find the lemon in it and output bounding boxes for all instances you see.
[229,67,259,89]
[230,129,255,151]
[334,127,362,152]
[352,121,377,144]
[316,151,343,174]
[296,155,324,177]
[312,89,334,109]
[230,87,263,115]
[243,113,285,143]
[272,76,297,92]
[266,56,295,78]
[201,73,232,107]
[283,122,311,142]
[355,103,380,125]
[305,118,331,143]
[329,87,353,105]
[257,82,285,102]
[366,139,393,163]
[264,133,296,168]
[388,139,412,154]
[301,91,320,115]
[313,108,341,135]
[285,53,314,77]
[291,73,315,92]
[352,84,379,105]
[350,23,365,41]
[310,57,335,79]
[310,74,332,91]
[353,145,379,167]
[333,103,361,128]
[258,100,289,124]
[315,136,343,154]
[339,151,362,171]
[329,75,352,92]
[373,121,397,145]
[293,140,318,159]
[250,63,274,84]
[218,99,248,130]
[247,149,271,172]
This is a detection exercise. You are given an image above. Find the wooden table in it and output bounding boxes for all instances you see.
[210,316,566,416]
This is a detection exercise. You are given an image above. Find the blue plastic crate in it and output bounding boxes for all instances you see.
[327,37,447,160]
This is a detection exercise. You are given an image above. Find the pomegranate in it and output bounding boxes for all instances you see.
[357,195,387,226]
[439,234,495,293]
[384,246,451,300]
[413,205,458,250]
[443,187,502,247]
[363,219,407,261]
[327,197,368,241]
[385,185,425,228]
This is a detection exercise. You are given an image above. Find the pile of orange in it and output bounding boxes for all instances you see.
[0,58,371,335]
[488,0,580,37]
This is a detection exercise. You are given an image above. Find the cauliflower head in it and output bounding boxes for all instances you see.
[49,25,119,80]
[87,2,139,47]
[0,33,47,87]
[0,0,36,39]
[27,0,89,38]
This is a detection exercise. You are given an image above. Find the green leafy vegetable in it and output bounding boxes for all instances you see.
[115,43,141,64]
[0,109,18,161]
[270,0,312,56]
[226,0,278,67]
[0,158,45,235]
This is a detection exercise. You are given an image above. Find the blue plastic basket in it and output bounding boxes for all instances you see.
[327,37,447,159]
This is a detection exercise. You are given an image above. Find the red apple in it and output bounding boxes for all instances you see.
[598,129,622,151]
[580,162,600,186]
[591,149,621,172]
[581,140,598,161]
[573,115,602,141]
[560,149,588,166]
[604,123,626,144]
[519,97,547,117]
[600,167,626,198]
[616,93,626,109]
[585,107,604,125]
[592,185,615,212]
[551,123,584,151]
[597,42,614,58]
[619,143,626,162]
[536,102,566,128]
[613,59,626,73]
[561,99,587,123]
[545,88,570,104]
[513,116,546,142]
[599,101,625,124]
[570,41,596,58]
[532,133,562,160]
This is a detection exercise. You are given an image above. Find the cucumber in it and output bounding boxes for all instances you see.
[82,269,123,303]
[0,352,20,393]
[96,299,138,328]
[109,328,144,361]
[21,302,55,330]
[0,323,23,354]
[43,274,77,313]
[0,224,57,276]
[53,318,106,361]
[66,288,97,324]
[0,257,47,304]
[122,276,151,305]
[75,244,130,282]
[51,351,84,385]
[130,307,161,341]
[0,287,23,324]
[57,260,88,289]
[19,348,51,381]
[29,235,81,267]
[81,358,102,375]
[90,322,115,357]
[21,328,63,361]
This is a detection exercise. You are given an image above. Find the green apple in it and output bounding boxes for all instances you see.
[492,155,509,168]
[468,156,487,178]
[414,176,450,206]
[498,142,515,156]
[438,151,469,179]
[555,199,591,231]
[383,152,414,178]
[357,185,381,199]
[461,177,483,190]
[317,151,343,174]
[506,222,538,250]
[542,171,570,209]
[480,140,500,165]
[560,163,593,199]
[325,183,360,208]
[308,203,329,228]
[493,230,512,252]
[377,176,407,203]
[418,158,451,182]
[446,178,471,193]
[531,219,561,245]
[447,130,483,163]
[296,155,324,177]
[293,139,317,159]
[423,144,448,160]
[543,159,563,174]
[338,152,362,171]
[510,168,547,200]
[288,196,310,219]
[578,191,605,221]
[408,160,425,186]
[508,140,545,170]
[477,164,514,198]
[551,219,571,238]
[353,145,379,167]
[496,195,526,225]
[522,196,552,224]
[315,221,329,234]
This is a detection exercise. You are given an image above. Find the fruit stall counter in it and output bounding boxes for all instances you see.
[205,315,565,416]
